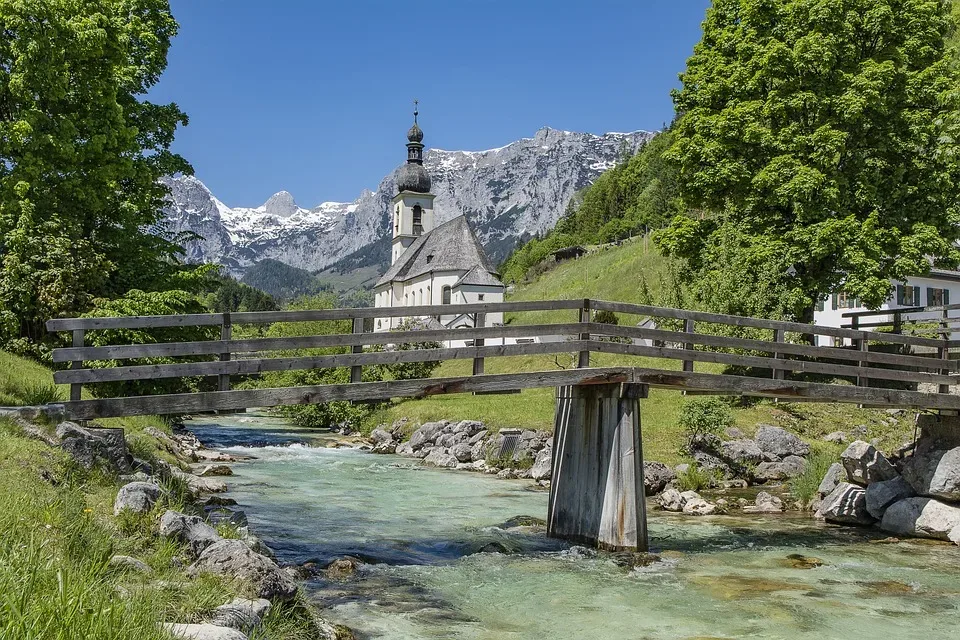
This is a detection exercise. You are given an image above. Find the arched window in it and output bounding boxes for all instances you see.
[413,205,423,234]
[442,286,451,305]
[395,205,400,233]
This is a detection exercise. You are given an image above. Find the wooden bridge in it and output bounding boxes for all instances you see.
[45,299,960,552]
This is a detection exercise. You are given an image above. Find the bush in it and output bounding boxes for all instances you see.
[789,445,842,507]
[676,464,721,492]
[678,397,734,455]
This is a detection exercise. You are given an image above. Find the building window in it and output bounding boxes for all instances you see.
[816,297,825,312]
[897,285,920,306]
[395,206,400,233]
[928,287,950,307]
[478,294,484,301]
[426,254,433,264]
[442,286,451,305]
[413,204,423,235]
[833,292,859,310]
[377,320,381,329]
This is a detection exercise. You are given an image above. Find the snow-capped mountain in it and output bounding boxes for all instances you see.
[161,127,654,274]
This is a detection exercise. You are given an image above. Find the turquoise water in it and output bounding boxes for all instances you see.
[188,414,960,640]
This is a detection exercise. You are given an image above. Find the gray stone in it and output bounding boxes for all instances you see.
[530,448,552,481]
[879,497,960,543]
[679,490,716,516]
[371,439,397,454]
[719,439,764,467]
[754,425,810,458]
[725,427,745,439]
[643,461,676,495]
[172,468,228,496]
[395,441,415,457]
[468,430,487,445]
[818,482,875,525]
[370,427,394,444]
[162,623,248,640]
[470,439,487,462]
[817,463,845,498]
[453,420,485,436]
[674,463,690,475]
[823,431,847,444]
[865,476,916,519]
[199,464,233,477]
[657,488,684,512]
[450,442,473,463]
[754,456,806,482]
[188,539,297,601]
[841,440,898,486]
[423,448,458,469]
[114,481,161,516]
[692,451,731,478]
[409,422,443,451]
[901,444,960,502]
[209,597,272,632]
[109,555,153,574]
[56,422,132,474]
[743,491,785,513]
[159,510,221,558]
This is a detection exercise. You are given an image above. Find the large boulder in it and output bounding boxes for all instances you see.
[818,482,875,525]
[679,490,716,516]
[159,510,221,558]
[643,461,676,495]
[370,428,394,444]
[841,441,898,486]
[162,623,247,640]
[450,442,474,463]
[530,448,552,481]
[408,422,444,451]
[817,463,845,498]
[188,539,297,601]
[171,468,228,496]
[879,497,960,543]
[113,481,161,516]
[865,476,916,520]
[209,597,272,633]
[753,456,806,482]
[901,445,960,502]
[453,420,485,436]
[657,487,684,512]
[56,422,132,474]
[692,451,731,478]
[743,491,785,513]
[754,425,810,458]
[719,439,764,468]
[423,448,458,469]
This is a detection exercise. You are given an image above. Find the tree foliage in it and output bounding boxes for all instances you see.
[657,0,960,320]
[0,0,191,348]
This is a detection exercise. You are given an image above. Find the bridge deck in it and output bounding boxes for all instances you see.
[45,299,960,420]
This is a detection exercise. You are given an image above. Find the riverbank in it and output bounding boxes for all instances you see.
[0,411,352,640]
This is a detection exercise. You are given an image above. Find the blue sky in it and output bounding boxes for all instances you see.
[151,1,711,208]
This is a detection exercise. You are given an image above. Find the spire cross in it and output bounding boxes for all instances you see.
[413,99,419,123]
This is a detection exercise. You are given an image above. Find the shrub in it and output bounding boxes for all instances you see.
[789,445,841,507]
[676,464,721,492]
[678,397,734,455]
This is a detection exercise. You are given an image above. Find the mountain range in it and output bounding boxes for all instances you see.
[161,127,655,276]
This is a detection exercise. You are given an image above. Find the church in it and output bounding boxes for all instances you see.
[373,108,506,336]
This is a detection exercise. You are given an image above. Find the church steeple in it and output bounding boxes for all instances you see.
[390,101,436,264]
[406,100,424,163]
[396,100,431,194]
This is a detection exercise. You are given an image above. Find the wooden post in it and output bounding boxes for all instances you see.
[682,319,695,372]
[218,313,232,392]
[577,299,591,368]
[70,329,84,403]
[939,307,951,395]
[548,382,649,551]
[351,316,364,384]
[772,328,785,380]
[473,312,485,376]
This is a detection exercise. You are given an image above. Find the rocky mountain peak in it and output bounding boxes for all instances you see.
[262,191,300,218]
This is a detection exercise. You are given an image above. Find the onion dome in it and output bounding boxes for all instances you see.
[396,162,432,193]
[407,121,424,143]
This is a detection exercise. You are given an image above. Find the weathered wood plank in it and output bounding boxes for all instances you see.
[46,299,582,332]
[59,368,639,420]
[54,341,590,385]
[590,300,945,349]
[51,322,584,363]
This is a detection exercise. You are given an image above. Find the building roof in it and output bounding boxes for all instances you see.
[376,215,498,288]
[454,265,504,288]
[396,162,431,193]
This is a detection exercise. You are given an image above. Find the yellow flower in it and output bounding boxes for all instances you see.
[83,508,93,513]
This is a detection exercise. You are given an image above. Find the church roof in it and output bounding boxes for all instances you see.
[454,265,504,288]
[375,215,497,288]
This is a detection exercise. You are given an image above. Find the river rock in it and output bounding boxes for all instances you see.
[409,422,444,451]
[372,439,397,454]
[754,425,810,458]
[199,464,233,477]
[423,448,458,469]
[643,461,676,495]
[657,488,684,512]
[370,427,394,444]
[720,439,764,467]
[530,448,552,481]
[901,444,960,502]
[159,510,221,558]
[743,491,785,513]
[56,422,132,474]
[841,441,898,486]
[470,439,487,463]
[818,482,875,525]
[880,497,960,543]
[450,442,473,463]
[109,554,153,574]
[865,476,916,519]
[692,451,731,478]
[754,456,806,482]
[188,539,297,601]
[114,481,161,516]
[172,468,228,495]
[453,420,485,436]
[817,463,845,498]
[680,490,716,516]
[209,597,272,633]
[395,441,415,457]
[162,623,248,640]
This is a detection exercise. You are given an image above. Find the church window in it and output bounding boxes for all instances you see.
[395,206,400,232]
[413,205,423,234]
[442,286,451,305]
[478,294,485,302]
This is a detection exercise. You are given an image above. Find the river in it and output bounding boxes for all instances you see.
[187,413,960,640]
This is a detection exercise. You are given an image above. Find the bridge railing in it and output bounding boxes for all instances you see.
[840,302,960,343]
[45,299,960,419]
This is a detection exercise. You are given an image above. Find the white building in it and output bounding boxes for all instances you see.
[373,109,506,343]
[813,269,960,345]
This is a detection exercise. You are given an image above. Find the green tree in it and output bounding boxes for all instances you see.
[657,0,960,321]
[0,0,191,348]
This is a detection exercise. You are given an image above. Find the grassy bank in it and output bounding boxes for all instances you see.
[0,351,334,640]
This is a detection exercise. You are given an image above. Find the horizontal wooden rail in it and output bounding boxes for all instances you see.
[841,302,960,318]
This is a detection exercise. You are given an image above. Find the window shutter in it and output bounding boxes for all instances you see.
[928,288,935,307]
[945,290,950,306]
[832,293,838,310]
[897,285,905,306]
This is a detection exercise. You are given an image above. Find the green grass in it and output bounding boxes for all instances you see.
[0,350,70,406]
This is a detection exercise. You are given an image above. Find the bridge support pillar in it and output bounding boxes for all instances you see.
[547,382,649,551]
